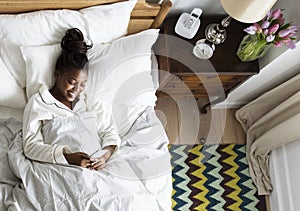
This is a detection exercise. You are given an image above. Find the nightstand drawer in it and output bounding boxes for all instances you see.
[160,82,228,97]
[174,74,247,83]
[158,73,249,98]
[163,81,233,89]
[161,74,248,87]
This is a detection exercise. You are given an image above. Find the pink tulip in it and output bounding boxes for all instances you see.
[289,32,298,38]
[289,25,298,32]
[282,37,291,42]
[278,14,285,25]
[271,9,282,20]
[268,24,279,34]
[244,25,257,35]
[274,41,283,47]
[263,29,269,35]
[261,21,270,29]
[254,23,262,33]
[285,40,296,49]
[265,10,272,21]
[266,34,275,42]
[278,28,294,37]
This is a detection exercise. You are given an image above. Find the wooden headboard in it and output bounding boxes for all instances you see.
[0,0,172,34]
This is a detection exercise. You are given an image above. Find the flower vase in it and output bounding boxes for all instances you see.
[236,34,271,62]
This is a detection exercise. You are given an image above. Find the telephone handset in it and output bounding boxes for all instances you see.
[175,8,202,39]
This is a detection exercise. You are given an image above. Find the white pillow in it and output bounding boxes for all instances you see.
[87,29,159,106]
[0,57,27,108]
[0,9,88,46]
[0,0,137,87]
[80,0,137,44]
[0,9,87,87]
[0,39,27,87]
[21,44,60,98]
[22,29,159,105]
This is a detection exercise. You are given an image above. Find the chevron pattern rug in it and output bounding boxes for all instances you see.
[169,144,266,211]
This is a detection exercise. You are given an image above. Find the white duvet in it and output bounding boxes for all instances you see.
[0,109,172,211]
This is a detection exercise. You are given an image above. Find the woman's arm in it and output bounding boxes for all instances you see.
[22,102,71,164]
[94,102,121,151]
[23,108,93,167]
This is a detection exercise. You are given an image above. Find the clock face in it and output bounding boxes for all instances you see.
[193,39,215,59]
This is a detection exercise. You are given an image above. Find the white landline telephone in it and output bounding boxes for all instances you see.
[175,8,202,39]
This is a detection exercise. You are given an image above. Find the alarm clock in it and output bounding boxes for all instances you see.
[193,39,215,59]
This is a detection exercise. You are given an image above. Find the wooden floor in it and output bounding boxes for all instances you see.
[154,96,246,145]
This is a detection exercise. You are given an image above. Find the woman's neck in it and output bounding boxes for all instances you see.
[49,87,73,110]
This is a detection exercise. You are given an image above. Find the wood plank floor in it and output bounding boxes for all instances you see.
[155,96,246,145]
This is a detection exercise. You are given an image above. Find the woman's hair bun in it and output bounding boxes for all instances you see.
[56,28,92,73]
[61,28,92,54]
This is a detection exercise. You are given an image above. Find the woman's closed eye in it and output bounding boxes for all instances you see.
[67,79,86,90]
[67,79,77,86]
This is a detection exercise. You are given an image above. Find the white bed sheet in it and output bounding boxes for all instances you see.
[0,105,23,121]
[0,107,172,211]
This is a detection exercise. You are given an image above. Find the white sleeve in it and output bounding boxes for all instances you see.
[22,101,69,165]
[93,102,121,150]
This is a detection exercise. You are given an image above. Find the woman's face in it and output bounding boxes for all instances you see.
[54,69,88,103]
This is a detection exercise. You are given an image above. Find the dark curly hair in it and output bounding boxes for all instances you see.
[55,28,92,73]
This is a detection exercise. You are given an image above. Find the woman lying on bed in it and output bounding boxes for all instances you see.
[22,28,121,170]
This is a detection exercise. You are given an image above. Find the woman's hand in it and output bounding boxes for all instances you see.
[63,152,92,168]
[90,145,116,170]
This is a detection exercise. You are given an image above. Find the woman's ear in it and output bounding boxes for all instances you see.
[54,71,60,80]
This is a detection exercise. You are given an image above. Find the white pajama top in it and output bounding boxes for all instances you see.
[23,85,121,164]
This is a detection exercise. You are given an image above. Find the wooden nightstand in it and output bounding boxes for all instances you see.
[153,15,259,113]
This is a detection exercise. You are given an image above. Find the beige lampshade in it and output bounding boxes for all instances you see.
[220,0,277,23]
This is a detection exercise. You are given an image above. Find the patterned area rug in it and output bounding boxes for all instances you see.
[169,144,266,211]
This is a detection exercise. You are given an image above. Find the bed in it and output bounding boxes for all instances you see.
[0,0,173,210]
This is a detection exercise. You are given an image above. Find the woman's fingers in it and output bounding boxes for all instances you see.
[89,157,106,170]
[93,163,106,170]
[80,159,92,168]
[64,152,93,167]
[87,147,115,171]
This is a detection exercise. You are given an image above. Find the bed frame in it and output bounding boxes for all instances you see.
[0,0,172,34]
